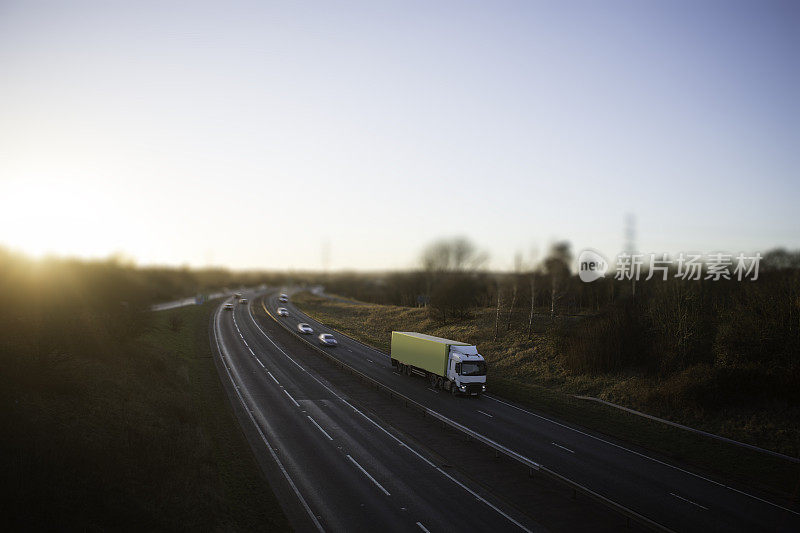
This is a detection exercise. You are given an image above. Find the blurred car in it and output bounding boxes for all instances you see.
[239,298,248,304]
[279,293,289,302]
[318,333,337,346]
[234,292,242,299]
[297,323,313,334]
[223,303,234,311]
[277,307,289,316]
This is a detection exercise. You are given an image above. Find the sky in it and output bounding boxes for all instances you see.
[1,0,798,271]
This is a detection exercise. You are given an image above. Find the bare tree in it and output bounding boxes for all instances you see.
[494,284,502,341]
[421,237,488,273]
[527,274,536,338]
[544,241,572,318]
[506,282,517,331]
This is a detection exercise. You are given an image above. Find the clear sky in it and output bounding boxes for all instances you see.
[1,0,797,270]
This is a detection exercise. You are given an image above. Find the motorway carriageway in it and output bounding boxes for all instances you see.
[212,292,540,532]
[261,289,800,533]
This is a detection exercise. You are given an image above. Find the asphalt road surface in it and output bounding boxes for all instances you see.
[263,289,800,533]
[212,292,541,532]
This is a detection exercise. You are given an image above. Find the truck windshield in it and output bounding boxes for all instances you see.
[460,361,486,376]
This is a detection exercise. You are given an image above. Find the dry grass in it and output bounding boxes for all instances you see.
[293,291,800,498]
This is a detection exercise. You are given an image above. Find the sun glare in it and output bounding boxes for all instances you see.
[0,179,120,259]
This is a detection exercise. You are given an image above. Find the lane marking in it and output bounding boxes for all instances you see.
[670,492,708,511]
[270,295,785,528]
[212,306,324,532]
[416,522,430,533]
[427,388,439,394]
[551,442,574,454]
[346,455,390,496]
[484,395,798,516]
[267,371,279,384]
[254,358,265,368]
[250,300,532,532]
[248,347,255,356]
[477,410,493,418]
[284,389,301,407]
[307,416,334,441]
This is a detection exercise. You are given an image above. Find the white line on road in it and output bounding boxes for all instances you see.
[670,492,708,511]
[212,307,324,532]
[267,371,279,384]
[249,300,531,532]
[249,347,255,355]
[551,442,574,454]
[427,388,439,394]
[367,359,373,363]
[307,416,333,441]
[416,522,430,533]
[477,410,493,418]
[346,455,390,496]
[284,389,300,407]
[484,395,798,516]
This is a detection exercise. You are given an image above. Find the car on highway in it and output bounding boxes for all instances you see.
[234,292,242,299]
[318,333,337,346]
[239,298,248,304]
[279,293,289,302]
[223,303,234,311]
[277,307,289,316]
[297,322,313,334]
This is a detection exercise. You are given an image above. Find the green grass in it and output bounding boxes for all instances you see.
[292,291,800,499]
[0,301,289,531]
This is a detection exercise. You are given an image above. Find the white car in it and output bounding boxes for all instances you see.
[318,333,337,346]
[279,294,289,302]
[223,303,234,311]
[239,298,248,304]
[297,323,313,334]
[277,307,289,317]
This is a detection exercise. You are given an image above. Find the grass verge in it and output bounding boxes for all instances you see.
[0,301,289,531]
[292,291,800,500]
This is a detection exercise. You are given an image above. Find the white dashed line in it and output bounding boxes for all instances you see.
[416,522,430,533]
[283,389,300,407]
[477,410,493,418]
[307,416,333,441]
[347,455,390,496]
[551,442,574,454]
[485,394,798,516]
[670,492,708,511]
[267,371,279,384]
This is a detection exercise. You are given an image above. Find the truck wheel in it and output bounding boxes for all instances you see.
[398,363,404,374]
[436,376,443,389]
[428,374,437,388]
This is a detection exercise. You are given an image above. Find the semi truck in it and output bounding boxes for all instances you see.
[390,332,487,396]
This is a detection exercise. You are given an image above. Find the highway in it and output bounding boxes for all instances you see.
[211,292,541,532]
[263,289,800,533]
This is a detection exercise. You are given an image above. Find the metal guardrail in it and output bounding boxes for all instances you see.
[258,297,673,533]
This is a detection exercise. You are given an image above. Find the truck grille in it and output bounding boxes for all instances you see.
[465,383,483,394]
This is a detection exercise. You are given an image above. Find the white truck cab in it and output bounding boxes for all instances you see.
[446,345,487,395]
